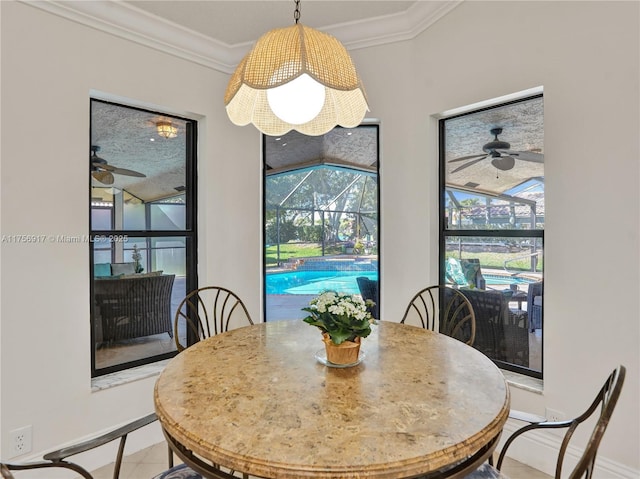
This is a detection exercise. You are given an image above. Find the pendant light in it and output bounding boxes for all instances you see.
[224,0,369,136]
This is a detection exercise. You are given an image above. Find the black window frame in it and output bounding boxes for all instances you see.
[261,124,381,322]
[439,94,544,379]
[89,99,198,378]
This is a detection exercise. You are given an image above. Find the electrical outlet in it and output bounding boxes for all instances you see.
[9,425,32,457]
[545,407,565,422]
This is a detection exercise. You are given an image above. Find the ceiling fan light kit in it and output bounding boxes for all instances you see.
[156,121,178,139]
[224,0,369,136]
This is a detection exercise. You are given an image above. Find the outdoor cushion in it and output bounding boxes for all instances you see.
[151,463,202,479]
[110,262,136,275]
[445,258,468,286]
[94,263,112,277]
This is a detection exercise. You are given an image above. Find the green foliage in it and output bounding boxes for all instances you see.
[299,225,322,242]
[265,218,298,244]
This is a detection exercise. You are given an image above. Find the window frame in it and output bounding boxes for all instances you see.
[439,94,544,379]
[89,99,198,378]
[262,124,381,322]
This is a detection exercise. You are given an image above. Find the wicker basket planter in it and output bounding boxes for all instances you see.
[322,333,361,365]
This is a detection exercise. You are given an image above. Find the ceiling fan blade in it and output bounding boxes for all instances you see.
[491,156,516,171]
[450,157,487,174]
[449,154,486,163]
[109,167,146,178]
[93,171,114,185]
[498,150,544,163]
[94,162,116,171]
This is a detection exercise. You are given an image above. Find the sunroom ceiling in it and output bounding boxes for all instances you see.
[444,96,544,196]
[265,127,378,175]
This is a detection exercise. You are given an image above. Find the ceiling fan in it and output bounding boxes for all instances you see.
[90,146,146,185]
[448,127,543,173]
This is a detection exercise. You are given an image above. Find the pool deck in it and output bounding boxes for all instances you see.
[267,294,317,321]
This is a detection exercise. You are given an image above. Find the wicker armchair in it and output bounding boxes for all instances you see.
[93,274,175,343]
[459,288,529,367]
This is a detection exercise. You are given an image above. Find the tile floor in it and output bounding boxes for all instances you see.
[88,441,553,479]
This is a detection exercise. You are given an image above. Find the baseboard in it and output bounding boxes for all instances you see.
[500,419,639,479]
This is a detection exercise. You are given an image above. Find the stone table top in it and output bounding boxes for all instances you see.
[154,320,510,479]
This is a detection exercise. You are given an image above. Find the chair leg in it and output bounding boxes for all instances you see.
[113,435,128,479]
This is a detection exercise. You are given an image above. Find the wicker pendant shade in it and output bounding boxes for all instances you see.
[224,23,369,136]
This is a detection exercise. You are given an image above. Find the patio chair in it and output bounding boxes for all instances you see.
[465,365,626,479]
[400,285,476,346]
[446,257,485,289]
[0,413,202,479]
[459,288,529,367]
[527,281,543,331]
[174,286,254,352]
[356,276,379,319]
[93,274,175,343]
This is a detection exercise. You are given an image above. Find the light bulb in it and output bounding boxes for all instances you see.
[267,74,326,125]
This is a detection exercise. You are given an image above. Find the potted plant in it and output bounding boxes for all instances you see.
[132,244,144,273]
[302,290,376,365]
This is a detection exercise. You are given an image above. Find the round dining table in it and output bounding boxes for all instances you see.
[154,320,510,479]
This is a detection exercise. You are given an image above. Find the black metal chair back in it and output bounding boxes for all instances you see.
[174,286,253,352]
[485,366,626,479]
[401,285,476,346]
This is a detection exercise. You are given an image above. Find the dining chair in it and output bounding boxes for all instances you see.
[465,365,626,479]
[401,285,476,346]
[0,413,202,479]
[174,286,254,352]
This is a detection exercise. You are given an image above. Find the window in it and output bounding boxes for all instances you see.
[263,125,380,322]
[440,94,544,378]
[90,99,197,377]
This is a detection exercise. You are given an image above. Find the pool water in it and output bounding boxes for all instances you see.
[266,270,378,295]
[483,274,536,285]
[266,270,532,295]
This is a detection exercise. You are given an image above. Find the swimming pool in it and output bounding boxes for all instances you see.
[266,270,378,295]
[266,270,534,295]
[483,274,537,286]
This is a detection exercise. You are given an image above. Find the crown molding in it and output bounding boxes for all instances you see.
[322,1,462,50]
[23,1,462,74]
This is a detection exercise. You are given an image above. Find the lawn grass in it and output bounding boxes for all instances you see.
[265,243,326,266]
[446,252,543,273]
[265,243,542,273]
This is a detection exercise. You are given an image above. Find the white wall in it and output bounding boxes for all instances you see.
[0,0,261,471]
[361,1,639,474]
[1,0,638,477]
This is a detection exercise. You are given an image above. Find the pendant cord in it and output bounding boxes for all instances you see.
[294,0,301,24]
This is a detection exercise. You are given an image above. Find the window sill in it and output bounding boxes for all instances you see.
[91,359,170,392]
[502,369,543,394]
